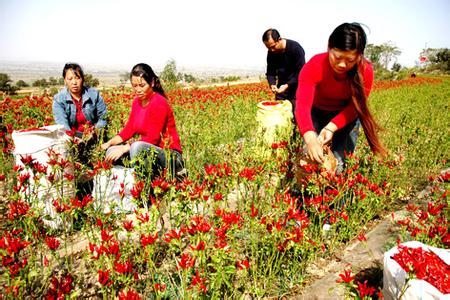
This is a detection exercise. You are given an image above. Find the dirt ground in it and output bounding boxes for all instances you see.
[294,214,397,299]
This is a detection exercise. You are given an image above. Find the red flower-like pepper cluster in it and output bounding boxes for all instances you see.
[392,244,450,294]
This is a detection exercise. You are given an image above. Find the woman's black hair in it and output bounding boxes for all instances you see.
[130,63,166,98]
[328,22,367,54]
[62,63,85,83]
[262,28,281,42]
[328,23,386,155]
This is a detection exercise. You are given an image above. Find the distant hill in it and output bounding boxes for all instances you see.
[0,61,265,86]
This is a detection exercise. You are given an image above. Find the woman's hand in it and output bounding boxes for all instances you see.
[104,144,129,162]
[100,141,111,151]
[318,123,337,146]
[303,131,324,164]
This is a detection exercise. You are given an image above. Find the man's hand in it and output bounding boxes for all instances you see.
[277,84,288,94]
[270,85,278,94]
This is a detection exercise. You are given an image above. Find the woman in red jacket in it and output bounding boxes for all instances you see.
[101,63,184,179]
[295,22,386,173]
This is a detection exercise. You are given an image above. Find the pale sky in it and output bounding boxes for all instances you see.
[0,0,448,70]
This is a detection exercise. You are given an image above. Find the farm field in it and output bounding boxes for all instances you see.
[0,76,448,298]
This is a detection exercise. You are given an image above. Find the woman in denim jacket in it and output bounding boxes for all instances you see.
[53,63,108,197]
[53,63,107,137]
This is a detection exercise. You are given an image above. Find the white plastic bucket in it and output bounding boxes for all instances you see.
[256,100,293,145]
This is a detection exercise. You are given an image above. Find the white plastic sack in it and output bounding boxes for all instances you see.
[93,166,137,214]
[256,100,293,145]
[12,124,70,166]
[383,241,450,300]
[12,124,73,229]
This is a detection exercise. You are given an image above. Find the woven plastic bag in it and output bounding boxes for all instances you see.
[12,124,73,228]
[92,166,137,214]
[383,241,450,300]
[12,124,70,166]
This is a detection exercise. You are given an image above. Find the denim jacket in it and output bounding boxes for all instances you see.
[52,86,107,131]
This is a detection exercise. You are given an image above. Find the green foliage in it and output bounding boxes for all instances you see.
[391,63,402,72]
[48,76,58,86]
[49,87,59,96]
[366,44,384,70]
[160,59,179,89]
[421,48,450,73]
[33,77,63,88]
[366,42,401,70]
[221,75,241,82]
[369,78,450,189]
[32,78,48,87]
[0,73,19,93]
[373,67,409,81]
[30,74,100,88]
[16,79,29,88]
[183,73,198,83]
[84,73,100,87]
[366,42,403,80]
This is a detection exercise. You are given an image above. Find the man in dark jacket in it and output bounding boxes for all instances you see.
[262,28,305,113]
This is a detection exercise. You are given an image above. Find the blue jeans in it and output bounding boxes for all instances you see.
[107,141,184,178]
[311,107,360,174]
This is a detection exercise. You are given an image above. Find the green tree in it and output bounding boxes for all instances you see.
[366,42,402,80]
[379,42,401,70]
[183,73,197,83]
[160,59,178,88]
[365,44,384,68]
[84,74,100,87]
[366,42,401,70]
[48,77,58,86]
[16,79,29,88]
[0,73,18,93]
[32,78,49,88]
[391,63,402,72]
[421,48,450,73]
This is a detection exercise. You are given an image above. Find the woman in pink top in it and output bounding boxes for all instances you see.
[295,23,386,173]
[101,63,184,179]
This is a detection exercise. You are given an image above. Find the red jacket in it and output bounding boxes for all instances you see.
[119,93,182,153]
[295,52,373,135]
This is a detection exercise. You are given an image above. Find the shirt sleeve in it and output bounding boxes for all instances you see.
[52,93,71,130]
[294,56,321,135]
[331,61,374,129]
[265,53,277,86]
